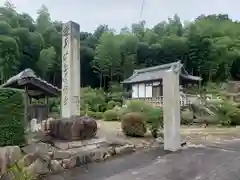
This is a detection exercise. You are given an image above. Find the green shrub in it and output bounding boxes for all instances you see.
[121,112,147,137]
[120,100,163,137]
[146,108,163,138]
[103,110,119,121]
[87,111,103,119]
[212,100,240,126]
[228,109,240,125]
[80,110,86,116]
[107,100,121,110]
[118,107,129,120]
[49,97,60,113]
[7,159,33,180]
[126,100,152,113]
[236,103,240,109]
[0,89,25,146]
[107,82,123,103]
[181,109,194,125]
[81,87,106,112]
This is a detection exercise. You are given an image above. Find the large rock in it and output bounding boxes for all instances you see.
[50,160,64,172]
[115,144,135,154]
[21,142,54,155]
[5,146,22,166]
[25,158,49,175]
[43,116,97,140]
[0,146,22,174]
[53,150,71,160]
[62,157,76,169]
[21,142,55,162]
[21,153,38,167]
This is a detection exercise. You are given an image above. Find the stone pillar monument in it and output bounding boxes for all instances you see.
[41,21,97,141]
[61,21,80,118]
[162,62,181,151]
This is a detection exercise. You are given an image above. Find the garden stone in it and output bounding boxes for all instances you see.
[50,160,64,172]
[0,147,9,174]
[1,171,15,180]
[107,147,116,156]
[54,137,107,150]
[25,158,49,175]
[21,142,54,155]
[0,146,22,174]
[62,157,76,169]
[115,144,135,154]
[21,153,37,167]
[88,148,109,162]
[45,116,97,140]
[53,150,71,160]
[53,142,70,150]
[6,146,22,166]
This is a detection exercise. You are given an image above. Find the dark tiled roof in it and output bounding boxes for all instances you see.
[1,69,60,98]
[122,61,202,84]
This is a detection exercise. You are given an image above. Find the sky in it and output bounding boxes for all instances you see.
[0,0,239,32]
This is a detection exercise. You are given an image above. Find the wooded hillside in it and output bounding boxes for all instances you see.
[0,1,239,89]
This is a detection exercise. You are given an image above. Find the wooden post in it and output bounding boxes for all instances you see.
[45,96,49,118]
[24,86,29,129]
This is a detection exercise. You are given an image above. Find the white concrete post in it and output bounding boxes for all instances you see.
[162,65,181,151]
[61,21,81,118]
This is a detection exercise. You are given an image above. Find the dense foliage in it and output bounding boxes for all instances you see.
[0,1,239,90]
[0,88,25,146]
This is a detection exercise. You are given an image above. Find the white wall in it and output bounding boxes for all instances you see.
[138,83,145,98]
[131,82,160,98]
[132,84,138,98]
[146,84,152,97]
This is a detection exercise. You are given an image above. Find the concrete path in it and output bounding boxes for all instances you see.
[45,140,240,180]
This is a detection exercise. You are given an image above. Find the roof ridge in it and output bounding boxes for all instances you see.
[135,61,180,74]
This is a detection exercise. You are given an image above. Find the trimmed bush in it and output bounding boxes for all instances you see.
[126,100,152,113]
[87,111,103,120]
[121,112,147,137]
[146,108,163,138]
[118,107,129,120]
[121,100,163,137]
[0,89,25,146]
[119,100,152,121]
[103,110,119,121]
[107,100,121,110]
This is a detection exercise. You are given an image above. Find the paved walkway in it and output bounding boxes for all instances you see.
[46,140,240,180]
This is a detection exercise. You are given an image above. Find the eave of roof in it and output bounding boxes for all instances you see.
[0,69,60,97]
[122,61,202,84]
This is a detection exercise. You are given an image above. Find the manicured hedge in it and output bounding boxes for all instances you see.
[0,88,25,146]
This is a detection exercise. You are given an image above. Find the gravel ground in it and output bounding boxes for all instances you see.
[43,122,240,180]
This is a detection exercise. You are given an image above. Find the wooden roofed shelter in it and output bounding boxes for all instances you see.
[0,69,60,123]
[122,62,202,106]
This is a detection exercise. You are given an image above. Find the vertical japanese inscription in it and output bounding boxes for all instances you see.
[62,24,70,106]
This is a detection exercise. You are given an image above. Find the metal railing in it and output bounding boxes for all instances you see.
[129,94,198,107]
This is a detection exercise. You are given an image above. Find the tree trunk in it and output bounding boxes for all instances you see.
[103,76,106,89]
[100,73,102,87]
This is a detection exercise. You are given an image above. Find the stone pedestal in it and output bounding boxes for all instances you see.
[163,69,181,151]
[61,21,80,118]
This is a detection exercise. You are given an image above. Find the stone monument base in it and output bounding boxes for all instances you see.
[41,116,97,141]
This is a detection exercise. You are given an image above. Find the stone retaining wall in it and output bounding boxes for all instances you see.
[0,138,135,179]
